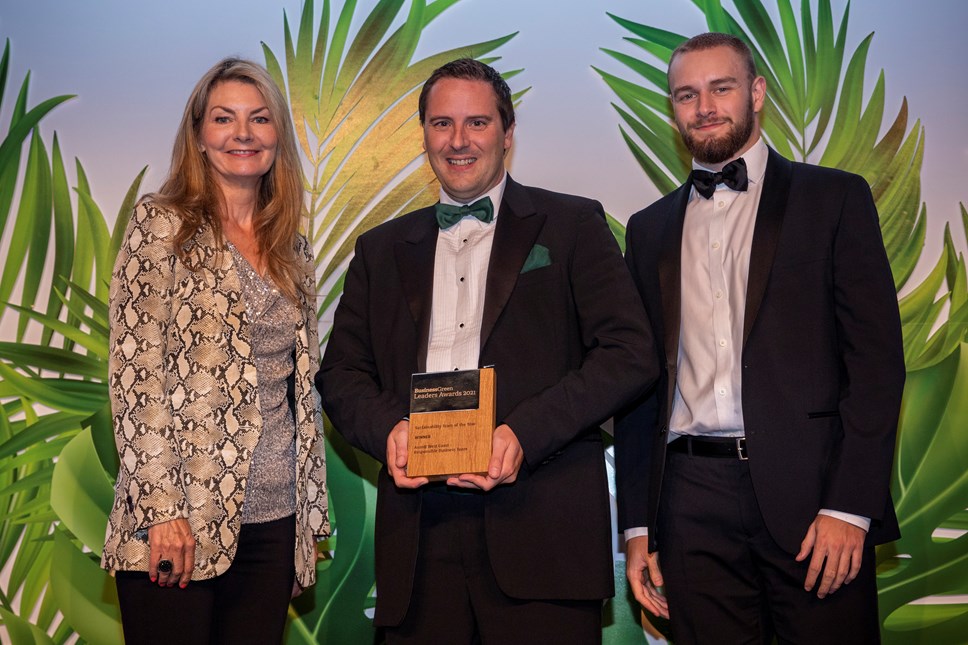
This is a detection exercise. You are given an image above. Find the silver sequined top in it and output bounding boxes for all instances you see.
[229,242,298,524]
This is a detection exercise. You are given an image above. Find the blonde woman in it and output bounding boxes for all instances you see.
[102,58,329,644]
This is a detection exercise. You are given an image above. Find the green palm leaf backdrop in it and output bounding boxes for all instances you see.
[0,36,148,644]
[596,0,968,642]
[259,1,523,642]
[0,1,524,642]
[1,0,965,643]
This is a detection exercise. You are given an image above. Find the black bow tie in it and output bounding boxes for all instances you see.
[690,158,749,199]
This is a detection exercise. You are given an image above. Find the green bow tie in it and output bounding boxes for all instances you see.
[434,197,494,229]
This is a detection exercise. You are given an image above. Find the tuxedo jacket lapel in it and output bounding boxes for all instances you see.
[658,185,691,376]
[393,178,548,370]
[394,208,438,372]
[659,149,788,411]
[481,178,546,349]
[743,148,792,346]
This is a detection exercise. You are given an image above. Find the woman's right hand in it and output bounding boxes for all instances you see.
[147,518,195,588]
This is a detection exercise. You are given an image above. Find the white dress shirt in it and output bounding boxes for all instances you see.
[425,174,507,373]
[671,139,767,437]
[625,139,867,541]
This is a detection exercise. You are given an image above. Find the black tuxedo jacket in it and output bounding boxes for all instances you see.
[615,149,904,555]
[319,177,657,626]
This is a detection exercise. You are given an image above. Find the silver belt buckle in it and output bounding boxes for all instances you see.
[736,438,748,460]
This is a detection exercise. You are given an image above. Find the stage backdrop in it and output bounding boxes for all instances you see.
[1,1,966,643]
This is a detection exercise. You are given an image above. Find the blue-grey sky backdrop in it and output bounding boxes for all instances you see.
[2,0,966,291]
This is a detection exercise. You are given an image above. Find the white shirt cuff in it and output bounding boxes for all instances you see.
[818,509,870,532]
[624,526,649,542]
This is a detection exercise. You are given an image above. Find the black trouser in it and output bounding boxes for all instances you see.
[116,514,296,645]
[657,451,880,644]
[386,491,603,645]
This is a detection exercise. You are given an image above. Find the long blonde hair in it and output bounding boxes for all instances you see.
[152,57,306,302]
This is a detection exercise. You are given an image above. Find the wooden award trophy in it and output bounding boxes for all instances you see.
[407,367,495,478]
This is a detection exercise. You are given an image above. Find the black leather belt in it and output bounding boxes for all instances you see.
[668,436,748,460]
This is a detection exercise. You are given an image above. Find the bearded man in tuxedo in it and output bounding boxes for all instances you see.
[617,32,904,644]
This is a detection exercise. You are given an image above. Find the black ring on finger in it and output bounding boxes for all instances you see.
[158,559,173,574]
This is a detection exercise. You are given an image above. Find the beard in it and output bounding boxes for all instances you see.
[678,95,756,165]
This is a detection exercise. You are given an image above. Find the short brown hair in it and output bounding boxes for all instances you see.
[668,33,758,86]
[418,58,515,131]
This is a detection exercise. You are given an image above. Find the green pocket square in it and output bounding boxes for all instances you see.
[520,244,551,274]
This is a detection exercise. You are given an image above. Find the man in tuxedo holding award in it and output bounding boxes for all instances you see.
[319,58,656,643]
[616,33,905,643]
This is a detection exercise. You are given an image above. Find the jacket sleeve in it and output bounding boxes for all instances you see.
[317,234,410,464]
[295,234,331,539]
[822,174,905,520]
[108,201,188,532]
[614,211,661,532]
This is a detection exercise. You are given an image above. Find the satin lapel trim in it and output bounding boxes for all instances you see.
[743,148,792,347]
[394,208,438,371]
[480,180,544,349]
[658,185,691,371]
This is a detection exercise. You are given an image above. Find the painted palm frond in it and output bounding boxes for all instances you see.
[599,1,968,642]
[597,0,924,290]
[0,3,526,640]
[0,290,123,645]
[260,2,524,642]
[262,0,524,320]
[0,39,74,342]
[0,40,138,643]
[878,211,968,642]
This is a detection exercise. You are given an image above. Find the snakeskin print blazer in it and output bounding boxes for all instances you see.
[101,200,329,588]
